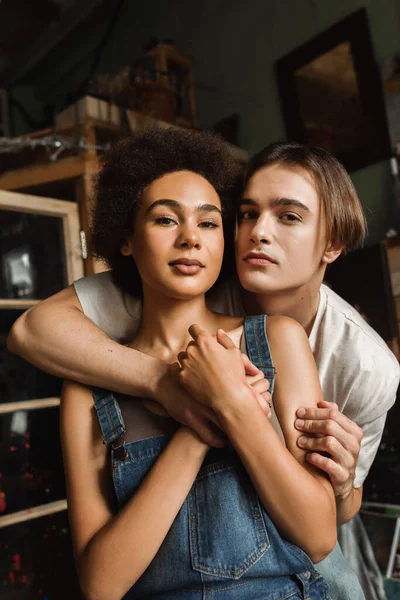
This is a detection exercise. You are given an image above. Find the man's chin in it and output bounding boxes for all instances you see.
[238,273,276,295]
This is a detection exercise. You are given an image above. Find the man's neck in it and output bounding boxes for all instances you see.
[242,281,322,336]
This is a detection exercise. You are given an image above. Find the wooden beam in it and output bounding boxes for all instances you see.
[75,159,100,276]
[0,155,86,190]
[0,397,60,415]
[0,299,39,310]
[0,499,67,528]
[0,188,80,216]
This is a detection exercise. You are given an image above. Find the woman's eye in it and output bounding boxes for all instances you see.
[238,210,258,221]
[154,216,177,226]
[280,213,301,223]
[199,220,219,229]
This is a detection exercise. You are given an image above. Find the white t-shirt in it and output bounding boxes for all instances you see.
[74,271,399,488]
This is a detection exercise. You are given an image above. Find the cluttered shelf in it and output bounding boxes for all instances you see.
[0,41,248,275]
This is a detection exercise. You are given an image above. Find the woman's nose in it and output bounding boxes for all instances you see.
[176,226,201,249]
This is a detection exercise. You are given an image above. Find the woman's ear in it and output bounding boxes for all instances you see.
[322,239,343,265]
[120,240,132,256]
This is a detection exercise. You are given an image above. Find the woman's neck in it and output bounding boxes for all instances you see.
[129,289,219,362]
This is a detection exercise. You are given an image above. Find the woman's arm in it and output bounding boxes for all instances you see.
[60,380,208,600]
[178,318,337,563]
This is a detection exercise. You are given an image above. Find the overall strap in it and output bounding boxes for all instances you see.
[91,386,128,459]
[244,315,276,395]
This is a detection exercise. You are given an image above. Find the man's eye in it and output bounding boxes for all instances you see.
[238,210,258,221]
[154,216,176,226]
[280,213,301,223]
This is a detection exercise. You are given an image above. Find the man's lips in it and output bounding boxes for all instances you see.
[169,258,204,274]
[242,252,277,266]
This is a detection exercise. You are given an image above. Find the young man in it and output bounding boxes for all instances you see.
[8,141,399,598]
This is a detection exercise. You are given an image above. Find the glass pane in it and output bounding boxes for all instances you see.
[0,510,81,599]
[0,406,65,515]
[0,211,67,300]
[0,310,62,403]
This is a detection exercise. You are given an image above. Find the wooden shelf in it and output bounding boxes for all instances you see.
[0,155,88,190]
[0,115,247,275]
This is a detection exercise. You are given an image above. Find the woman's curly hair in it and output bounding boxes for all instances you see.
[91,127,245,296]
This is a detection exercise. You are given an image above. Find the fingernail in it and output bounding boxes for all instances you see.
[298,436,307,445]
[295,419,304,428]
[297,408,306,417]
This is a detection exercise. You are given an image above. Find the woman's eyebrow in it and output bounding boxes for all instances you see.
[146,199,181,213]
[196,203,221,214]
[146,199,221,214]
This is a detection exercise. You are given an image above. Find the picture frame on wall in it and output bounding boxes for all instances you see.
[381,53,400,149]
[276,8,391,172]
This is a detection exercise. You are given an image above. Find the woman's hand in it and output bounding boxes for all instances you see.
[178,325,256,415]
[240,353,271,418]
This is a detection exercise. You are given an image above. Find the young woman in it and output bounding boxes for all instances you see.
[60,128,336,600]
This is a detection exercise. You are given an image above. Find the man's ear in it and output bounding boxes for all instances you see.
[322,239,343,265]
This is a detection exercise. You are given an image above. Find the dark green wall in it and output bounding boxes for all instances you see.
[10,0,400,243]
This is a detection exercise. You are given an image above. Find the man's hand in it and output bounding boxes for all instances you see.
[295,400,363,501]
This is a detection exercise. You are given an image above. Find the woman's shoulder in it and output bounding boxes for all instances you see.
[264,316,309,355]
[219,315,244,347]
[264,314,304,335]
[241,315,308,352]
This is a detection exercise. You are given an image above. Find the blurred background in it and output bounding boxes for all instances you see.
[1,1,400,598]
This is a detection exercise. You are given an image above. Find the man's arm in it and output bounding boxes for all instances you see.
[7,284,270,446]
[7,286,226,446]
[8,285,163,396]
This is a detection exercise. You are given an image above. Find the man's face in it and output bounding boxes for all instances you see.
[236,164,330,295]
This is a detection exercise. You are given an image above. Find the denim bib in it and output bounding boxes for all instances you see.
[92,315,329,599]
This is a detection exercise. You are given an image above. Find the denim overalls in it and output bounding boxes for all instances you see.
[92,316,329,599]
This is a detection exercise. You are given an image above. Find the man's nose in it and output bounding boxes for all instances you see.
[249,216,272,245]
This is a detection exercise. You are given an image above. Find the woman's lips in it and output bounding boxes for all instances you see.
[169,258,204,275]
[171,263,202,274]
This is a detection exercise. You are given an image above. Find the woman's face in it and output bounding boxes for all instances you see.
[121,170,224,300]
